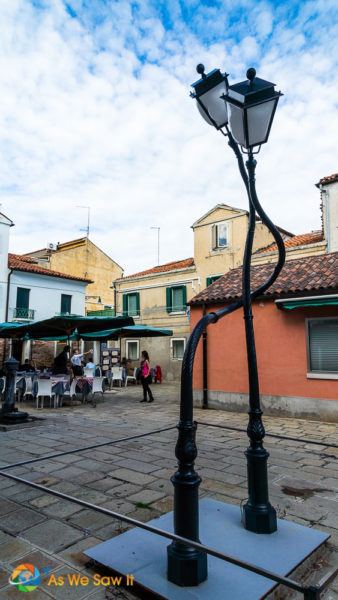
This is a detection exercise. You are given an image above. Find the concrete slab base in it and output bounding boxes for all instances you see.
[85,498,329,599]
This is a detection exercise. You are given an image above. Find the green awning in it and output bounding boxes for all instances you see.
[280,298,338,310]
[81,325,173,341]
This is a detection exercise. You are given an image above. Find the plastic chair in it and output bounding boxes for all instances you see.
[61,378,78,406]
[112,367,123,387]
[36,379,56,409]
[23,377,34,401]
[125,367,137,387]
[83,367,95,377]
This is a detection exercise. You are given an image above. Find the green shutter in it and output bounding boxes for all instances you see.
[182,285,187,309]
[166,287,172,313]
[135,292,140,316]
[122,294,128,316]
[16,288,30,309]
[206,277,212,287]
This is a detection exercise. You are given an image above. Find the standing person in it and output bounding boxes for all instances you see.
[139,350,154,403]
[71,348,93,376]
[53,345,70,375]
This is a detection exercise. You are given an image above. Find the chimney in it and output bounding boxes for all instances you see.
[316,174,338,253]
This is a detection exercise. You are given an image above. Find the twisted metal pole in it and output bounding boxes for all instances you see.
[167,128,286,583]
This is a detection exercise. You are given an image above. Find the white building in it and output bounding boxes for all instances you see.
[7,254,88,322]
[0,212,14,323]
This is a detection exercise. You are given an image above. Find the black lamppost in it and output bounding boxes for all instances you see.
[167,64,285,586]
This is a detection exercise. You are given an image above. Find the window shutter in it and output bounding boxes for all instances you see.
[206,277,212,287]
[211,225,216,250]
[135,292,140,316]
[182,285,187,309]
[122,294,128,316]
[16,288,30,309]
[309,320,338,372]
[166,287,172,313]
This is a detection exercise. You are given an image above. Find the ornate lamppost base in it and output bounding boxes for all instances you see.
[0,410,29,424]
[242,502,277,534]
[167,544,207,586]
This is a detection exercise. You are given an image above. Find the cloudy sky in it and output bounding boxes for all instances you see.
[1,0,337,274]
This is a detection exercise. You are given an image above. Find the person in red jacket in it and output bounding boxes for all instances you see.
[139,350,154,403]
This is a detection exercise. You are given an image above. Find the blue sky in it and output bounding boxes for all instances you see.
[0,0,337,273]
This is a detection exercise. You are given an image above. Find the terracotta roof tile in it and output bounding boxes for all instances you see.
[8,254,91,283]
[189,252,338,305]
[120,258,195,280]
[257,231,324,254]
[316,173,338,187]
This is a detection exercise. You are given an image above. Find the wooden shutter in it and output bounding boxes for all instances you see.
[135,292,140,316]
[166,288,172,313]
[182,286,187,309]
[16,288,30,309]
[122,294,128,316]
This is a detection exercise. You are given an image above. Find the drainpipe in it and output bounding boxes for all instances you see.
[112,282,117,316]
[3,268,13,366]
[202,303,208,409]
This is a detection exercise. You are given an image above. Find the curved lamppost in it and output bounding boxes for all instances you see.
[167,64,285,586]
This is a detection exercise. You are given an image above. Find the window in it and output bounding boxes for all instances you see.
[206,275,221,287]
[126,339,139,360]
[61,294,72,315]
[123,293,140,317]
[15,287,30,318]
[211,222,228,250]
[308,319,338,374]
[171,338,186,360]
[166,286,187,313]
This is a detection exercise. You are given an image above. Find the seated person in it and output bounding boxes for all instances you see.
[19,358,36,372]
[71,348,93,376]
[84,356,95,375]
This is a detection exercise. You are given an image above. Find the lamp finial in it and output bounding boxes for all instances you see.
[246,68,256,82]
[196,64,206,79]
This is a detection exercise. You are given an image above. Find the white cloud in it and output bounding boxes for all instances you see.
[0,0,337,275]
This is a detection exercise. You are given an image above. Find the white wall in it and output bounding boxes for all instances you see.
[322,180,338,253]
[0,216,11,322]
[8,271,86,321]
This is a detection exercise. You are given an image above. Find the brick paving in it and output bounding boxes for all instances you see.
[0,383,337,599]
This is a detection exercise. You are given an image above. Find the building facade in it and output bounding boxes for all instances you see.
[190,252,338,422]
[25,237,123,314]
[113,204,291,380]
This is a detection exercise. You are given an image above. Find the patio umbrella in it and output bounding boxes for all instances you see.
[81,325,173,340]
[0,315,135,340]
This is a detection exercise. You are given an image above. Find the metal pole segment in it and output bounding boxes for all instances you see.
[241,151,277,533]
[0,468,314,594]
[0,426,176,471]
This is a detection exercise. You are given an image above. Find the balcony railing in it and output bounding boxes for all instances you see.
[12,308,35,321]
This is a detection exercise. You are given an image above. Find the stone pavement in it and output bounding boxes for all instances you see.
[0,383,337,599]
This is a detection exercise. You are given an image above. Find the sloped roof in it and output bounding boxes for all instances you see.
[316,173,338,187]
[8,254,91,283]
[118,258,195,281]
[189,252,338,305]
[257,231,324,254]
[0,212,14,226]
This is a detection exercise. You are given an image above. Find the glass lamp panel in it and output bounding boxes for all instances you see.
[199,81,227,127]
[227,104,245,146]
[247,99,277,147]
[196,100,214,126]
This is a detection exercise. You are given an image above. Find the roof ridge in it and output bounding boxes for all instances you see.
[121,257,195,280]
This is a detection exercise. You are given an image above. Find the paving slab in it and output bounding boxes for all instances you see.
[21,519,84,553]
[1,508,46,534]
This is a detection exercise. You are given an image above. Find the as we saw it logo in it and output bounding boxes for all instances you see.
[9,563,41,593]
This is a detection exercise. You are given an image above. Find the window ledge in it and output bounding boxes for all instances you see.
[307,372,338,380]
[169,311,186,316]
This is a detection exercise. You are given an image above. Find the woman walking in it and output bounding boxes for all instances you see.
[139,350,154,403]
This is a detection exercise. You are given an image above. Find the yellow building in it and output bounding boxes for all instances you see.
[114,204,291,380]
[25,237,123,314]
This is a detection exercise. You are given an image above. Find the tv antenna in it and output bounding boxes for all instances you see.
[77,205,90,237]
